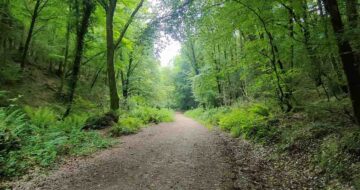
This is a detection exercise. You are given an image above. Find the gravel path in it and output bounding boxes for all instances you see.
[16,113,237,190]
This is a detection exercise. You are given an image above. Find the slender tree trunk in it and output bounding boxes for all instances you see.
[106,0,120,111]
[122,55,133,100]
[323,0,360,124]
[58,12,71,94]
[103,0,144,111]
[213,45,223,106]
[288,0,295,68]
[64,0,94,118]
[21,0,41,69]
[189,39,200,75]
[113,0,145,50]
[302,0,324,88]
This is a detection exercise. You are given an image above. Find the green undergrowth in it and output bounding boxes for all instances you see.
[111,106,174,137]
[185,100,360,188]
[0,102,174,179]
[0,106,113,178]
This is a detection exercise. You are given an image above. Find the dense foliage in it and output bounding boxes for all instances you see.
[1,0,360,188]
[0,106,112,177]
[0,0,175,180]
[168,0,360,188]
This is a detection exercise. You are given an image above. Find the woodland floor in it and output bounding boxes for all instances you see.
[12,113,331,190]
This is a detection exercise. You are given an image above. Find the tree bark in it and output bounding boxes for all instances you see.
[58,2,72,94]
[64,0,94,118]
[105,0,120,111]
[189,39,200,75]
[21,0,41,69]
[323,0,360,124]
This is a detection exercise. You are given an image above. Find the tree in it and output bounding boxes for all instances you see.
[58,0,73,94]
[21,0,50,69]
[98,0,144,111]
[64,0,95,117]
[323,0,360,124]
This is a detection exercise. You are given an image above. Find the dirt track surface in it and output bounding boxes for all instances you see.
[16,113,237,190]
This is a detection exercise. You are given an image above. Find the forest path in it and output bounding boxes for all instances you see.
[17,113,238,190]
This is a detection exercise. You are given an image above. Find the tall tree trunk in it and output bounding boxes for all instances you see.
[302,0,324,89]
[64,0,94,118]
[122,55,133,100]
[323,0,360,124]
[286,0,295,69]
[189,39,200,75]
[106,0,120,111]
[58,12,71,94]
[21,0,41,69]
[213,45,223,106]
[102,0,144,111]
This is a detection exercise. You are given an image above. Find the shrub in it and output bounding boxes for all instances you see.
[24,106,57,127]
[0,106,112,178]
[219,106,268,138]
[185,107,230,127]
[186,104,273,140]
[155,108,174,122]
[120,117,143,129]
[0,108,26,173]
[129,106,174,124]
[185,108,205,119]
[110,117,143,137]
[0,63,22,84]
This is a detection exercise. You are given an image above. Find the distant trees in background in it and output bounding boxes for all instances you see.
[169,0,360,124]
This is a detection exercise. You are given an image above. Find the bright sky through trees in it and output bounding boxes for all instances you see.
[158,37,181,67]
[149,0,181,67]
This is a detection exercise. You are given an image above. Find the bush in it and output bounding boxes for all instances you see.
[186,104,275,141]
[24,106,57,127]
[0,107,112,178]
[219,105,269,138]
[110,117,143,137]
[0,108,25,163]
[185,107,230,127]
[185,108,205,119]
[129,106,174,124]
[0,63,22,84]
[110,106,174,137]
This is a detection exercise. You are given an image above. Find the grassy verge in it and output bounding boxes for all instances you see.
[185,100,360,188]
[0,105,174,183]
